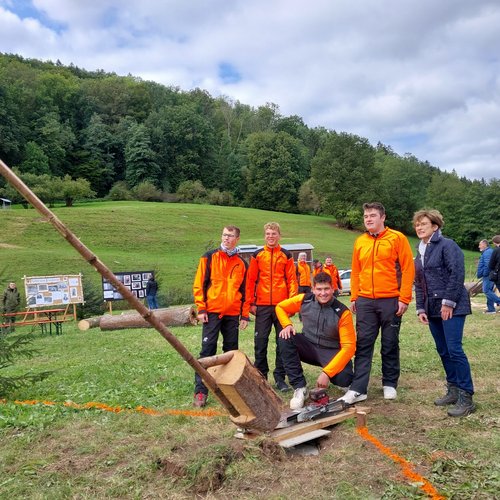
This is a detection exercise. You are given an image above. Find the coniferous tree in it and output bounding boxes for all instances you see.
[0,269,52,396]
[125,124,161,188]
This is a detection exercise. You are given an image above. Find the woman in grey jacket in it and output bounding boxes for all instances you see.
[413,209,475,417]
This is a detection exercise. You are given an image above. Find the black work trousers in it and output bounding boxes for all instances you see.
[351,296,401,394]
[194,313,239,395]
[253,305,286,382]
[278,333,353,389]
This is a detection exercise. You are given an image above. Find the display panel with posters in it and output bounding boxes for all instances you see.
[24,274,84,308]
[102,271,154,301]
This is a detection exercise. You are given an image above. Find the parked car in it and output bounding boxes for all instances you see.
[339,269,351,295]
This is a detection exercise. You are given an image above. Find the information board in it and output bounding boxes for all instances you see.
[24,274,84,307]
[102,271,154,301]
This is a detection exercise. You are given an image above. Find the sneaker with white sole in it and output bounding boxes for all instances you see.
[290,387,308,410]
[383,386,397,400]
[337,389,367,404]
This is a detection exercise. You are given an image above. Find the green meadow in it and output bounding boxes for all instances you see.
[0,201,498,499]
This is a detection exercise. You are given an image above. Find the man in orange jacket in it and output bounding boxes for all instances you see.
[276,272,356,410]
[340,202,415,405]
[323,255,342,294]
[192,225,248,407]
[312,259,323,278]
[245,222,298,392]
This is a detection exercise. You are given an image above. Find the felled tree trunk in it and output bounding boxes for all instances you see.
[77,315,107,331]
[78,306,198,331]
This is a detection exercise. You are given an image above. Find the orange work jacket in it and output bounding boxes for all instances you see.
[245,245,298,311]
[275,294,356,378]
[323,264,342,291]
[193,248,248,317]
[350,227,415,304]
[296,261,312,287]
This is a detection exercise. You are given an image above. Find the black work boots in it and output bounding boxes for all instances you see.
[434,384,476,417]
[447,389,476,417]
[434,383,459,406]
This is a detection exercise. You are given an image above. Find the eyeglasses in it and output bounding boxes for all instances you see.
[415,221,432,228]
[222,233,237,238]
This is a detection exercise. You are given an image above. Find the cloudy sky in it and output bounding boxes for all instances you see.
[1,0,499,181]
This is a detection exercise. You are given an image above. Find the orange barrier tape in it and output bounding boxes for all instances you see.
[357,426,445,500]
[0,398,226,418]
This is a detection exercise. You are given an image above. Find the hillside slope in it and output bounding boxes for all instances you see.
[0,201,478,303]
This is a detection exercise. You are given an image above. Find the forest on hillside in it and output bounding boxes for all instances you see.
[0,53,498,249]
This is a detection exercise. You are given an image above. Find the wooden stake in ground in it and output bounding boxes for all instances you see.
[0,159,250,424]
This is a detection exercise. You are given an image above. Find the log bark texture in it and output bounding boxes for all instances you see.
[206,350,283,432]
[78,306,197,331]
[465,280,482,297]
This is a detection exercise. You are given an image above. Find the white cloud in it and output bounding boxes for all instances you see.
[1,0,499,180]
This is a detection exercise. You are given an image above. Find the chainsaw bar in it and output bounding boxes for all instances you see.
[290,399,351,424]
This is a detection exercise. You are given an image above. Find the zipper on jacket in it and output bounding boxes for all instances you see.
[371,236,377,298]
[269,248,274,304]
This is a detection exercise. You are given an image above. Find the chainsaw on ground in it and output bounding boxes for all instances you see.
[279,388,352,427]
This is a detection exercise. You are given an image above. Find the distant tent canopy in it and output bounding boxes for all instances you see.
[0,198,11,209]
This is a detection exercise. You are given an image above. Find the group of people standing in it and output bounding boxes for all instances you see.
[192,202,496,418]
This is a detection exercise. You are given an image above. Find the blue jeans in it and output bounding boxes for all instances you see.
[482,276,500,312]
[428,315,474,394]
[146,295,158,309]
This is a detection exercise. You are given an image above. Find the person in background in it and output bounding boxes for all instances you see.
[340,202,414,404]
[245,222,298,392]
[488,235,500,297]
[477,239,500,314]
[323,255,342,296]
[192,225,248,407]
[296,252,312,294]
[276,272,355,410]
[145,275,159,310]
[312,259,323,278]
[413,209,475,417]
[2,282,21,332]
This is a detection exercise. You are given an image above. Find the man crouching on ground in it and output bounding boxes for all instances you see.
[275,272,356,410]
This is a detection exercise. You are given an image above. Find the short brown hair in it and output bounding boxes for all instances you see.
[363,202,385,216]
[264,222,281,234]
[412,209,444,229]
[313,272,332,286]
[492,235,500,244]
[224,225,240,237]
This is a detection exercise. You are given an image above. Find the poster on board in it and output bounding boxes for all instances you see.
[102,271,154,301]
[24,274,84,308]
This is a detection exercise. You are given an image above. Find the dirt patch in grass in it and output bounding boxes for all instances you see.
[0,242,21,249]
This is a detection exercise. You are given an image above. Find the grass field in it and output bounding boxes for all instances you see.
[0,201,481,302]
[0,201,499,499]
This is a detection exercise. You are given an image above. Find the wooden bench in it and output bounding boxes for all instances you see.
[1,308,71,335]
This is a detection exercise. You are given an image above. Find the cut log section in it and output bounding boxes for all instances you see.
[464,280,482,297]
[78,305,197,331]
[203,350,283,433]
[77,315,109,331]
